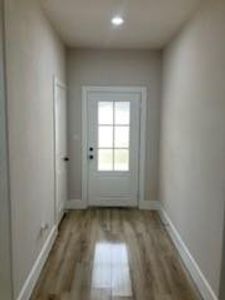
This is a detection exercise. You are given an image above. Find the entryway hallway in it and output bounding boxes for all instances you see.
[1,1,225,299]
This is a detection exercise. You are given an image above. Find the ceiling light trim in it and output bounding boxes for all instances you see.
[111,16,124,26]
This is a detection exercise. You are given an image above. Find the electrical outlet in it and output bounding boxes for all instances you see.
[40,223,49,232]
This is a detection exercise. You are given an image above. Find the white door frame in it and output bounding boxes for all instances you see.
[82,86,147,209]
[53,76,67,225]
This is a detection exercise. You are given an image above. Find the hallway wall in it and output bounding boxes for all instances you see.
[0,0,12,299]
[4,0,66,298]
[67,49,162,203]
[160,0,225,296]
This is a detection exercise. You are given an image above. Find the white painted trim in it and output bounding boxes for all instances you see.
[65,199,87,210]
[138,88,147,209]
[66,199,158,209]
[53,76,57,224]
[139,200,160,210]
[87,199,138,208]
[82,86,147,209]
[16,226,58,300]
[54,76,67,90]
[82,87,88,208]
[159,206,218,300]
[57,209,65,227]
[53,76,67,225]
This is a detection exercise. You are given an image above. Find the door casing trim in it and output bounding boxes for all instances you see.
[53,76,67,225]
[82,86,147,209]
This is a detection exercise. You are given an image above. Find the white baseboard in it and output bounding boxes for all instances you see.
[159,206,218,300]
[66,199,160,210]
[56,209,65,227]
[139,200,160,210]
[65,199,87,210]
[16,226,58,300]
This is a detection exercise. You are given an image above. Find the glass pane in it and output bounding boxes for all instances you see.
[98,126,113,148]
[115,102,130,125]
[98,102,113,125]
[98,149,113,171]
[114,150,129,171]
[114,126,129,148]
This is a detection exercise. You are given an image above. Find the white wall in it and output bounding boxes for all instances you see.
[4,0,66,298]
[67,49,162,202]
[0,0,12,299]
[160,0,225,296]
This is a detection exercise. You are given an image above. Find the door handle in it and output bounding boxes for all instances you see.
[89,155,94,160]
[64,157,69,162]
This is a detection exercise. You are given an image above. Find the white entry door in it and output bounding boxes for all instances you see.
[54,78,68,223]
[86,89,140,207]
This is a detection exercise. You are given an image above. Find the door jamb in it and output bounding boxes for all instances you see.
[82,86,147,209]
[53,76,67,226]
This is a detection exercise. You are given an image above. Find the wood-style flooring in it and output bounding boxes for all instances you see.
[31,209,201,300]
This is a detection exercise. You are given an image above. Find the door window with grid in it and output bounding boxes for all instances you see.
[98,101,130,171]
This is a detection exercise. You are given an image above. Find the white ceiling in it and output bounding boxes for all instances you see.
[41,0,202,49]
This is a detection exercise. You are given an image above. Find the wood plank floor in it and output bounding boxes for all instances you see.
[31,209,201,300]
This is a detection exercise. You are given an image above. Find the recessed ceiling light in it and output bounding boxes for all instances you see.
[111,16,124,26]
